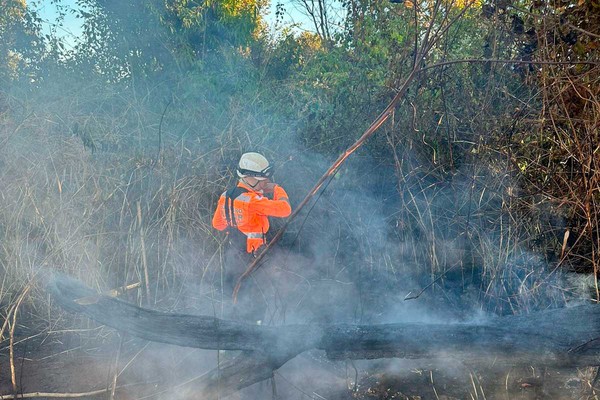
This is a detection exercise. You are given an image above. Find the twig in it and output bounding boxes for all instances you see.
[0,390,109,399]
[273,371,325,399]
[108,334,124,400]
[0,305,16,344]
[8,319,17,398]
[137,201,151,304]
[0,380,161,400]
[154,98,172,167]
[419,58,600,72]
[347,359,358,392]
[567,337,600,354]
[9,286,31,398]
[74,282,141,305]
[565,23,600,39]
[404,263,461,301]
[117,341,150,379]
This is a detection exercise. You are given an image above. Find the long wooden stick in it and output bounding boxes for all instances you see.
[230,0,463,303]
[231,56,600,303]
[0,389,109,400]
[232,67,422,303]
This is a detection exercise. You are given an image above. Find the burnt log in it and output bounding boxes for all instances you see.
[47,274,600,398]
[48,273,320,355]
[324,309,600,366]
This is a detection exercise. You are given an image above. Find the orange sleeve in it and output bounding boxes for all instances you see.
[250,185,291,217]
[212,194,228,231]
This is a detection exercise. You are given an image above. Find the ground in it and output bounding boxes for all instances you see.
[0,334,598,400]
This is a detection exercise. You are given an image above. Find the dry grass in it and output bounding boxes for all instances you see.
[0,83,238,347]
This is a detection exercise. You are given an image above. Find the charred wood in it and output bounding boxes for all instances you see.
[47,273,600,398]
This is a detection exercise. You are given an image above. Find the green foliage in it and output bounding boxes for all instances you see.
[0,0,45,82]
[83,0,267,74]
[0,0,268,83]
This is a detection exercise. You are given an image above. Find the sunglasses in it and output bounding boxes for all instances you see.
[238,165,274,179]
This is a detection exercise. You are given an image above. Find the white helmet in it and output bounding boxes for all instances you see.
[237,152,273,180]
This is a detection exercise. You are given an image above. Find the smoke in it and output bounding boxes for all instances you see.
[2,2,595,399]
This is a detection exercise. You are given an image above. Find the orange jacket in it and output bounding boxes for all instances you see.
[212,182,291,253]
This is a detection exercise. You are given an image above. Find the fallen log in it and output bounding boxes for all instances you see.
[47,273,600,398]
[47,272,320,355]
[324,309,600,366]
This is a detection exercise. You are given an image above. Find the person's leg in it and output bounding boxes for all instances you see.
[235,275,267,324]
[222,245,248,320]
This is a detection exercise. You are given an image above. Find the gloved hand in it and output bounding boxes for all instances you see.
[262,182,277,194]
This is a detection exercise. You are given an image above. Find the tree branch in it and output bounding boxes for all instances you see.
[420,58,600,72]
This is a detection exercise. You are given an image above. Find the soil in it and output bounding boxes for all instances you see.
[0,334,597,399]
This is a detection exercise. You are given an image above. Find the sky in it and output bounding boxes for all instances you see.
[33,0,320,45]
[34,0,84,43]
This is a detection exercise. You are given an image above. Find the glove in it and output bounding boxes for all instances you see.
[263,182,277,194]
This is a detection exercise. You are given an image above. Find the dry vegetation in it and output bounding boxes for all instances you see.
[0,0,599,398]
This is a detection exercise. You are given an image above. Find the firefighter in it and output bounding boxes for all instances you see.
[212,152,291,322]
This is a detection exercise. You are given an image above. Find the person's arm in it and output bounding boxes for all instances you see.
[211,194,228,230]
[251,185,291,217]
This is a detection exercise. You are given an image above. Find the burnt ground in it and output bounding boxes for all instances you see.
[2,274,599,400]
[0,334,598,400]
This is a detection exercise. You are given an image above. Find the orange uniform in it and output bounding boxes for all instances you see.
[212,182,291,253]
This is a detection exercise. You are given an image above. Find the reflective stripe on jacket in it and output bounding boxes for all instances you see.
[212,182,291,253]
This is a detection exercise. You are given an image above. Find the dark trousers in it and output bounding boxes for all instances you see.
[222,233,267,323]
